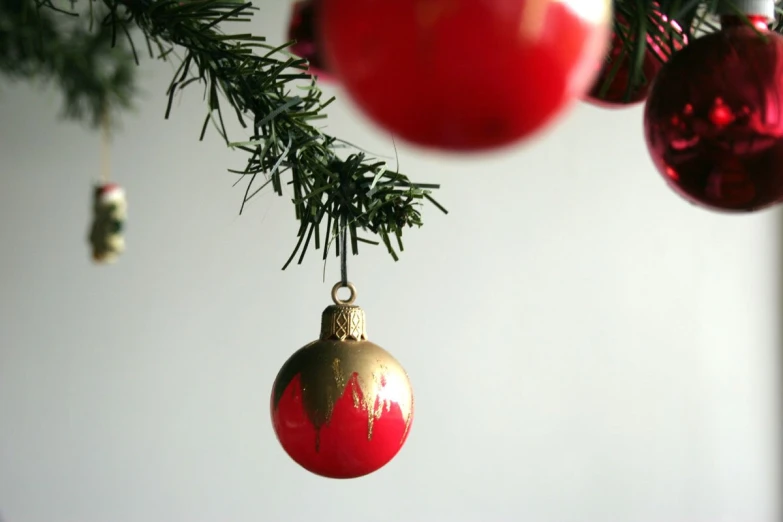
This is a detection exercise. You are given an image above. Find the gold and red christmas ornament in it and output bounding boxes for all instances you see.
[270,282,414,479]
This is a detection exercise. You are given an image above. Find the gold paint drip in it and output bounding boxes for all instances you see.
[272,285,413,446]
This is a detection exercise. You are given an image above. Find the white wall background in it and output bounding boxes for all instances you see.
[0,2,781,521]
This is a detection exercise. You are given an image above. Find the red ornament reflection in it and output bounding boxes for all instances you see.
[287,0,331,81]
[644,15,783,211]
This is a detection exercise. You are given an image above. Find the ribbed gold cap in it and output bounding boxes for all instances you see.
[320,304,367,341]
[320,281,367,341]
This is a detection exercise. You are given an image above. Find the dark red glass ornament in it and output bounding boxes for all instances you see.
[271,292,413,479]
[586,31,662,106]
[586,12,685,107]
[644,15,783,212]
[287,0,331,80]
[318,0,612,152]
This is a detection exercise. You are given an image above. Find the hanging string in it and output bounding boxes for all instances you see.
[340,214,348,286]
[100,108,111,184]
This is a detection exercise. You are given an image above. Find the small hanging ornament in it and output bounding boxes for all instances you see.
[270,281,414,479]
[89,184,127,263]
[585,7,685,107]
[287,0,332,81]
[644,0,783,212]
[88,111,127,263]
[318,0,612,151]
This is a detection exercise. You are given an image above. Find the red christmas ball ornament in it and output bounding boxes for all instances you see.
[287,0,331,80]
[644,2,783,212]
[271,283,413,479]
[318,0,612,151]
[586,10,686,107]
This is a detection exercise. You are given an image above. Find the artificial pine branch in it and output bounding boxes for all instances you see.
[1,0,446,268]
[3,0,781,265]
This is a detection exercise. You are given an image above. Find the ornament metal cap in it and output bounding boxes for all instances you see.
[320,282,367,341]
[717,0,775,19]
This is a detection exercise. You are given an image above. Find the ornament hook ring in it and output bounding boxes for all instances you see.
[331,281,357,305]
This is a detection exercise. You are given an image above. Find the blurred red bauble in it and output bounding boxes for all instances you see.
[287,0,331,80]
[271,285,413,479]
[586,11,685,107]
[644,13,783,212]
[318,0,612,151]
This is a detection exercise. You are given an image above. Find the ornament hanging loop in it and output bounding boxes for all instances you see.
[331,281,357,306]
[100,107,111,184]
[332,212,355,305]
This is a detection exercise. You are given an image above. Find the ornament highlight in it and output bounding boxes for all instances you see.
[586,10,685,107]
[644,4,783,212]
[319,0,612,151]
[287,0,331,80]
[89,183,127,263]
[271,282,414,479]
